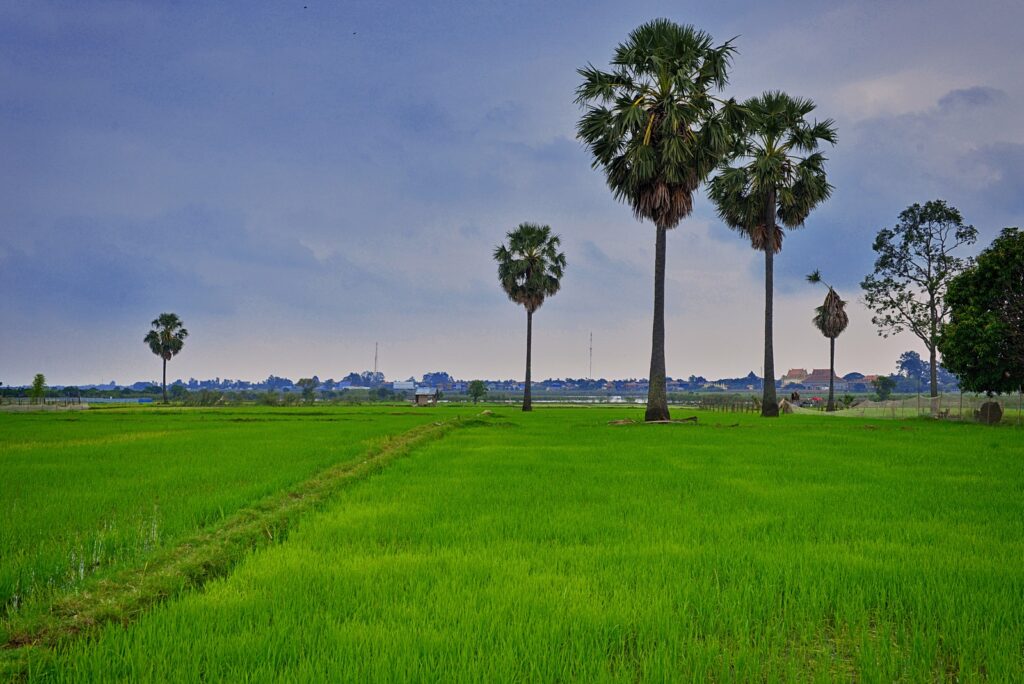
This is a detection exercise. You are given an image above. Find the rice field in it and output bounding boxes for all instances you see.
[4,406,1024,680]
[0,406,449,623]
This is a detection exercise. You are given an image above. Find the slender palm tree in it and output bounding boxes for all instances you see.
[494,223,567,412]
[707,91,836,417]
[807,270,849,411]
[576,19,741,422]
[144,313,188,403]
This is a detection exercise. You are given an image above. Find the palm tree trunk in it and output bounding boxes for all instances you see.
[645,226,670,422]
[523,309,533,412]
[827,337,836,412]
[762,247,779,417]
[162,357,168,404]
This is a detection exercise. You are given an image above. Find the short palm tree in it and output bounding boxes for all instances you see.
[576,19,741,422]
[807,270,849,411]
[144,313,188,403]
[494,223,566,412]
[707,91,836,417]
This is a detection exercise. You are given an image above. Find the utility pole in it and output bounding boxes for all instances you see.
[589,332,593,380]
[374,342,379,376]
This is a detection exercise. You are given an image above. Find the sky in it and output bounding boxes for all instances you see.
[2,0,1022,386]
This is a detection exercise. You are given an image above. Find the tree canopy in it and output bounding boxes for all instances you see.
[938,227,1024,395]
[708,92,836,254]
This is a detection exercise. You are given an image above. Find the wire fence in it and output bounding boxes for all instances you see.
[786,392,1024,423]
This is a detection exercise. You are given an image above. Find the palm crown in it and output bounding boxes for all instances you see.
[708,91,836,252]
[576,19,741,230]
[808,271,850,340]
[144,313,188,361]
[494,223,566,313]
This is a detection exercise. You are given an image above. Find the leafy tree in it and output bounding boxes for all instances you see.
[709,92,836,416]
[144,313,189,404]
[576,19,741,422]
[30,373,46,404]
[169,384,189,401]
[939,227,1024,395]
[896,350,928,389]
[296,377,319,404]
[494,223,566,412]
[861,200,978,398]
[468,380,487,404]
[806,270,849,411]
[871,375,897,401]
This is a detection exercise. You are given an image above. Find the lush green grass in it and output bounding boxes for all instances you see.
[17,407,1023,681]
[0,406,450,623]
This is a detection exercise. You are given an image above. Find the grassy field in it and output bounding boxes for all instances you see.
[0,406,452,625]
[4,406,1023,680]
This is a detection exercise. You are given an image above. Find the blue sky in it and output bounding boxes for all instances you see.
[2,0,1022,385]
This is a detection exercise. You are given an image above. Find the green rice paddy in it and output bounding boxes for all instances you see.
[2,406,1022,680]
[0,407,447,621]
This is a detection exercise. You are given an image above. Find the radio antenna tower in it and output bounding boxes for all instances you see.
[588,332,593,379]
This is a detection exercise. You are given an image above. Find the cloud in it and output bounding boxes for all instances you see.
[938,86,1008,111]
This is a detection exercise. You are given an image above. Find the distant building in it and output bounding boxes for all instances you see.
[393,380,415,391]
[781,368,808,386]
[414,387,439,406]
[802,369,847,391]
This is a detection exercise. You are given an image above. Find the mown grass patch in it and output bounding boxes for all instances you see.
[20,407,1023,681]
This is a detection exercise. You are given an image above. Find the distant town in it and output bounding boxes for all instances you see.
[2,356,962,400]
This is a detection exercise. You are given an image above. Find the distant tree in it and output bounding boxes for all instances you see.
[296,378,319,404]
[861,201,978,399]
[30,373,46,404]
[871,375,897,401]
[494,223,566,412]
[709,92,837,417]
[169,384,189,401]
[264,375,294,391]
[576,19,742,422]
[422,372,455,387]
[896,350,929,390]
[144,313,189,404]
[468,380,487,404]
[939,227,1024,396]
[806,270,849,411]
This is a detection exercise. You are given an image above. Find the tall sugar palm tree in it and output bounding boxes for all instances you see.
[576,19,741,422]
[807,270,849,411]
[494,223,567,411]
[708,91,836,417]
[144,313,188,404]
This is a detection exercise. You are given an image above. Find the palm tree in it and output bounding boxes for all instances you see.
[494,223,567,412]
[807,270,849,411]
[144,313,188,404]
[707,91,836,417]
[576,19,741,422]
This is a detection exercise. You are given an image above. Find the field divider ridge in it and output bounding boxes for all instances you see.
[0,416,472,666]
